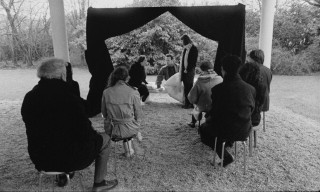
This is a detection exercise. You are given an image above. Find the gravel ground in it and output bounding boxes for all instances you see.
[0,69,319,191]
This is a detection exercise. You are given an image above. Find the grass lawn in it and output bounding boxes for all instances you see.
[0,68,319,191]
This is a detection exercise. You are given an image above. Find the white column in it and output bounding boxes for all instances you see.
[48,0,70,62]
[258,0,276,69]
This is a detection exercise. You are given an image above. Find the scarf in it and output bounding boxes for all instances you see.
[180,44,193,74]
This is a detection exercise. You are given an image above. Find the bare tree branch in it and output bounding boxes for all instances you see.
[304,0,320,7]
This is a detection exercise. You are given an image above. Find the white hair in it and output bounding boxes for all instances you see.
[37,58,67,81]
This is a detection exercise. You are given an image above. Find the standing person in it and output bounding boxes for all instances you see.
[180,34,198,109]
[101,66,143,158]
[187,61,223,128]
[199,55,256,167]
[128,55,150,103]
[156,54,179,89]
[247,49,272,112]
[21,58,118,191]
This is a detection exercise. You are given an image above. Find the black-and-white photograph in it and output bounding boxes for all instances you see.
[0,0,320,191]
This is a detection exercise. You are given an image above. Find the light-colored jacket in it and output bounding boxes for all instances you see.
[188,72,223,112]
[101,81,142,139]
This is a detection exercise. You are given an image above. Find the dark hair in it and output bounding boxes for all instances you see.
[137,55,146,64]
[107,66,129,87]
[199,61,213,72]
[249,49,264,65]
[166,54,173,60]
[221,55,242,75]
[181,34,192,45]
[66,62,73,82]
[239,62,262,89]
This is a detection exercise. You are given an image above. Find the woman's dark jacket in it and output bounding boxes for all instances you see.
[206,74,256,141]
[239,62,267,126]
[128,62,148,87]
[21,79,103,172]
[259,65,272,111]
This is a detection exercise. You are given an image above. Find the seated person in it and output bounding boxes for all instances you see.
[101,66,143,157]
[239,57,267,127]
[128,55,150,103]
[21,58,118,191]
[247,49,272,113]
[199,55,256,167]
[187,61,223,128]
[156,54,179,89]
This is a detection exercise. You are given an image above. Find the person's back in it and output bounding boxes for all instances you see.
[239,62,267,127]
[21,58,118,191]
[102,66,142,157]
[199,55,255,167]
[188,62,222,113]
[102,81,142,137]
[259,64,272,111]
[248,49,272,112]
[210,73,255,141]
[21,60,102,172]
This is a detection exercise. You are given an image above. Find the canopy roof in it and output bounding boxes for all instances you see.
[85,4,246,116]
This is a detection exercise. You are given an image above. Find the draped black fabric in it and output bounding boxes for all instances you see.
[85,4,245,117]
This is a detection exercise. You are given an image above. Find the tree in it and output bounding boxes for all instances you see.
[304,0,320,7]
[0,0,25,65]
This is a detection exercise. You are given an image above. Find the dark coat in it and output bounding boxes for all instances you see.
[21,79,103,172]
[181,45,198,82]
[259,65,272,111]
[206,74,256,141]
[239,62,267,126]
[128,62,148,87]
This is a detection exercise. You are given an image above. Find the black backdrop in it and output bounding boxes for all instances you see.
[85,4,246,117]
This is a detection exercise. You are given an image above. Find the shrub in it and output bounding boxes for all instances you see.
[271,47,313,75]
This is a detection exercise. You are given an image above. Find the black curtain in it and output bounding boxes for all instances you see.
[85,4,245,117]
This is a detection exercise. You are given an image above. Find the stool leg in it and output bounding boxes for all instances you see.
[242,141,247,175]
[39,172,43,192]
[52,176,55,192]
[234,142,237,163]
[114,141,117,178]
[221,142,225,169]
[249,131,253,157]
[263,112,266,132]
[78,172,85,192]
[254,130,257,148]
[213,137,217,168]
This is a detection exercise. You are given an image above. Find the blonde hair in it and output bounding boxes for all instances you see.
[37,58,67,81]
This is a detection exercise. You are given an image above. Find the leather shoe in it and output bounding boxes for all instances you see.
[218,155,234,168]
[182,104,193,109]
[187,122,195,128]
[56,174,68,187]
[92,179,118,192]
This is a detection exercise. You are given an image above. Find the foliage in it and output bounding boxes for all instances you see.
[0,0,319,75]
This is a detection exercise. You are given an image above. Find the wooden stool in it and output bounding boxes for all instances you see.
[38,171,84,192]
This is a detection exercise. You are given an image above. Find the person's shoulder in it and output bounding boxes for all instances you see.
[124,82,138,91]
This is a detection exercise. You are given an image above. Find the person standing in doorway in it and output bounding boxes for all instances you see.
[180,34,198,109]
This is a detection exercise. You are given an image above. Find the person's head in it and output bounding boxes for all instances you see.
[165,54,174,66]
[37,58,67,81]
[199,61,213,73]
[181,34,192,46]
[137,55,147,66]
[107,66,129,87]
[221,55,242,77]
[248,49,264,65]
